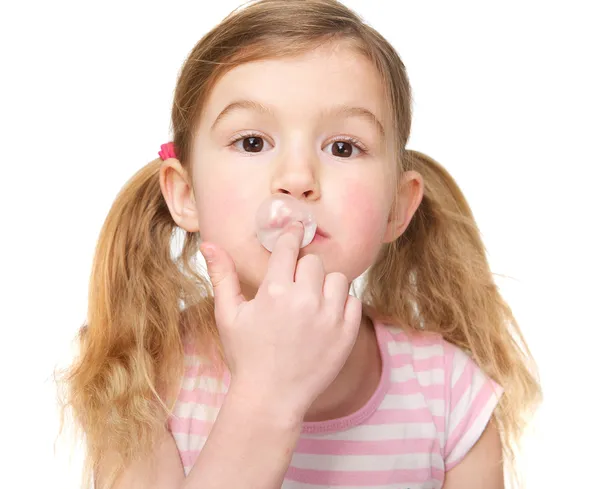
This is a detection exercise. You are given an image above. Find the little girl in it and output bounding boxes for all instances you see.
[60,1,541,488]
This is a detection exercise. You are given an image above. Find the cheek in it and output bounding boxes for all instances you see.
[330,179,391,278]
[340,181,390,243]
[194,177,255,244]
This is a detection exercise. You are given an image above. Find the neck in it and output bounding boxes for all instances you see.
[303,312,381,422]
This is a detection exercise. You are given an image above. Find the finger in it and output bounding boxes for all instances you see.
[200,243,245,324]
[322,272,350,311]
[295,254,326,291]
[263,221,305,285]
[343,295,363,340]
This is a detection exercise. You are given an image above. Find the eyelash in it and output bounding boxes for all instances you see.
[228,131,370,156]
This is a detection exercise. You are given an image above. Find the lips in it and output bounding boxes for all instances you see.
[315,226,330,238]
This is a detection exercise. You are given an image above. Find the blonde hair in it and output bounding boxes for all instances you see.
[57,1,541,488]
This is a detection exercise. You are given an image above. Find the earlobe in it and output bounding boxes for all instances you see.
[159,159,200,232]
[383,170,424,243]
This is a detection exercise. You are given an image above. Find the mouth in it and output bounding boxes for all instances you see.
[314,226,330,240]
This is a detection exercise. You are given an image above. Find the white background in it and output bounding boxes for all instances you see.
[1,1,598,488]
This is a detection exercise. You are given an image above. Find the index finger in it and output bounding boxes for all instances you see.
[264,221,305,284]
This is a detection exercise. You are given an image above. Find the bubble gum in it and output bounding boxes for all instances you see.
[255,194,317,252]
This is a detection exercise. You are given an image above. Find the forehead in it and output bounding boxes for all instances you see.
[200,43,387,128]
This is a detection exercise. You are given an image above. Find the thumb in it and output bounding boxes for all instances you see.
[200,243,245,323]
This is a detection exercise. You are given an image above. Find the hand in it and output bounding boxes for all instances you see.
[200,222,363,420]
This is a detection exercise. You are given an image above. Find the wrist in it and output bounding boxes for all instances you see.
[227,380,306,432]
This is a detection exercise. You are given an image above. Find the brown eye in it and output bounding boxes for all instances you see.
[331,140,354,158]
[242,136,264,152]
[231,133,272,153]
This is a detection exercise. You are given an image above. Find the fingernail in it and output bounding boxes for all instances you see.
[200,244,215,262]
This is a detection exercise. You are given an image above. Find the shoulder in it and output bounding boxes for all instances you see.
[381,322,447,379]
[381,323,502,396]
[379,323,503,470]
[166,335,229,418]
[166,337,230,473]
[173,336,230,405]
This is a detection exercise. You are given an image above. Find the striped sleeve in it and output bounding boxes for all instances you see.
[442,340,503,470]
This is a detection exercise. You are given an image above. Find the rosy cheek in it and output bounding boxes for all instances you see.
[196,189,248,243]
[340,181,389,241]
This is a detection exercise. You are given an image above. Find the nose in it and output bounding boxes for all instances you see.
[270,155,321,201]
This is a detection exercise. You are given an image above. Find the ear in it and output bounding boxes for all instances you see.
[159,158,200,232]
[383,170,424,243]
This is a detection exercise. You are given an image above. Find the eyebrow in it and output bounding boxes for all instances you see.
[210,99,386,139]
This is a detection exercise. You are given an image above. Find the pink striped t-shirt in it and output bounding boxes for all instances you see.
[168,320,503,489]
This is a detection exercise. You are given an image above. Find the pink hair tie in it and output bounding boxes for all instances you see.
[158,142,178,160]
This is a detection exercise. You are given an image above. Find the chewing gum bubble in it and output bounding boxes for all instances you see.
[255,194,317,252]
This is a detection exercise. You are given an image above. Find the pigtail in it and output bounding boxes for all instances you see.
[57,158,220,489]
[363,150,541,471]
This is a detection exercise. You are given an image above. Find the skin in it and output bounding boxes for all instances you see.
[159,41,503,488]
[163,41,420,421]
[185,47,404,293]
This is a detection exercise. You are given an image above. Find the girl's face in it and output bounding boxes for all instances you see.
[188,43,411,298]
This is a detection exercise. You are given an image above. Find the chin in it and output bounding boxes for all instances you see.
[235,252,270,296]
[236,236,366,289]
